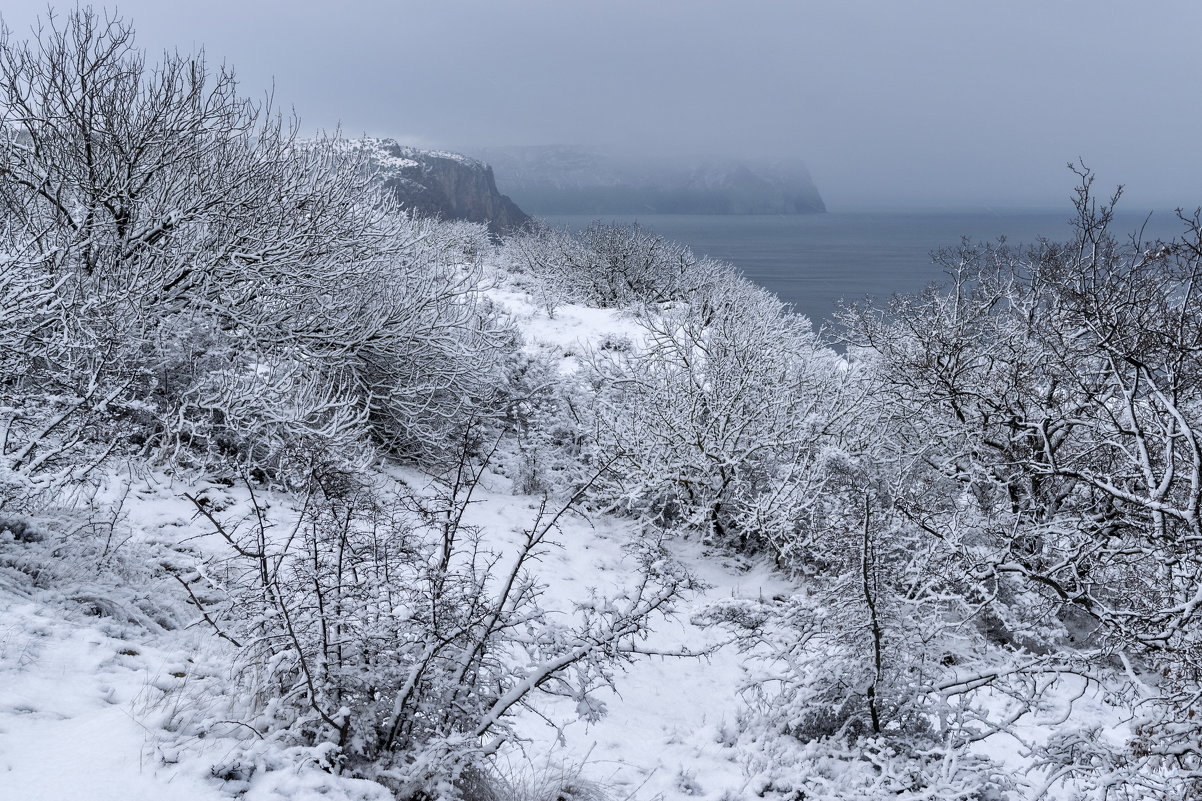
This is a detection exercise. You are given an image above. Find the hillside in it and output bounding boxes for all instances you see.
[0,399,794,801]
[0,249,1140,801]
[3,12,1200,801]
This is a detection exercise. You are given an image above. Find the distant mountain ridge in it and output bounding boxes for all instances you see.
[473,145,826,215]
[350,138,531,233]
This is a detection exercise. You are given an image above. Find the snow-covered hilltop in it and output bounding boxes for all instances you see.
[473,145,827,215]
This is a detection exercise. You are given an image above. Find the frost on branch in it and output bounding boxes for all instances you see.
[582,272,853,551]
[0,9,516,494]
[181,447,688,795]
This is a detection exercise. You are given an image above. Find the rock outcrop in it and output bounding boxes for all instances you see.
[473,145,825,215]
[356,139,531,233]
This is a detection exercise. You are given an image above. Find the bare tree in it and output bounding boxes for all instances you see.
[183,443,688,795]
[584,272,858,551]
[0,8,516,493]
[838,168,1202,797]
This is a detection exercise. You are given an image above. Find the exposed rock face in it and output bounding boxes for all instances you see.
[357,139,531,234]
[473,145,826,215]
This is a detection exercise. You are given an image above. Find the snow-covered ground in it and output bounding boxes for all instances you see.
[0,277,792,801]
[0,268,1138,801]
[0,468,789,801]
[458,483,793,801]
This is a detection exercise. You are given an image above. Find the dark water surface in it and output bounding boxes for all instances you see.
[543,210,1186,326]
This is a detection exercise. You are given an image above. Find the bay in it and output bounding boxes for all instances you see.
[542,210,1187,326]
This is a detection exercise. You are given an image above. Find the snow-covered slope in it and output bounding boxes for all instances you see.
[0,273,793,801]
[0,262,1142,801]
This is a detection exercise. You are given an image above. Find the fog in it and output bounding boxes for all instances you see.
[3,1,1200,209]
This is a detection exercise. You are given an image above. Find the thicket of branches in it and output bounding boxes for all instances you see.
[0,9,683,798]
[504,173,1202,798]
[830,173,1202,798]
[0,7,514,505]
[5,7,1202,801]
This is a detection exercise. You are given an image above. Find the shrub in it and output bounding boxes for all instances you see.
[507,221,725,311]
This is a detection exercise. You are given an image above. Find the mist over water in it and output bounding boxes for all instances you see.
[4,2,1200,209]
[543,210,1189,326]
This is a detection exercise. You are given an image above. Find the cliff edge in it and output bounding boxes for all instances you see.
[356,139,531,233]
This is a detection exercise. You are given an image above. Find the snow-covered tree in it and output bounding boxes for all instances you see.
[836,169,1202,796]
[584,272,856,551]
[508,220,727,311]
[0,8,515,491]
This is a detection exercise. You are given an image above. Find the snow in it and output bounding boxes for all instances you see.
[487,283,640,374]
[0,464,787,800]
[351,137,487,171]
[451,478,794,801]
[0,597,223,801]
[531,563,781,800]
[0,264,1141,801]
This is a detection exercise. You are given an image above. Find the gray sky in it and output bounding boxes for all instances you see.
[3,1,1200,209]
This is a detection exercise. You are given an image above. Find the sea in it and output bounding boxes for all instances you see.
[542,210,1188,327]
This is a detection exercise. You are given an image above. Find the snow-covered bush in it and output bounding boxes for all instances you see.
[184,450,688,797]
[507,221,727,310]
[662,171,1202,799]
[695,480,1037,801]
[0,10,518,487]
[582,272,854,550]
[501,352,591,497]
[348,218,517,464]
[831,170,1202,796]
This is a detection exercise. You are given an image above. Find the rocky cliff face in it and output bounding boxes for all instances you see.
[473,145,826,215]
[356,139,531,233]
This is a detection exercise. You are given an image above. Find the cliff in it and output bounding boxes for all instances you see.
[473,145,826,215]
[355,139,531,234]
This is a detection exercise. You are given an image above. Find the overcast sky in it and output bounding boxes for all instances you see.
[3,1,1200,209]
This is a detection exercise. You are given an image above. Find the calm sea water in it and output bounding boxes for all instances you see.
[543,210,1186,325]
